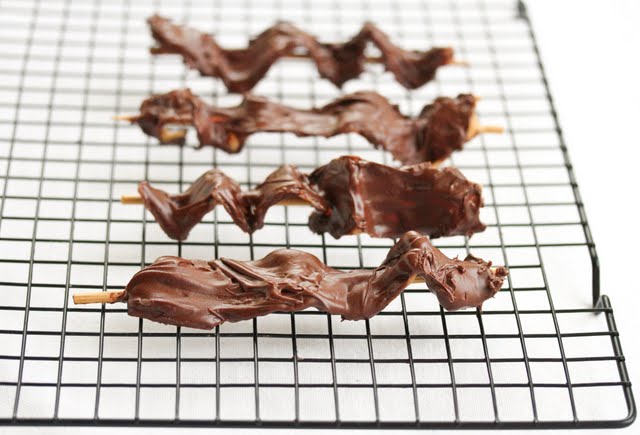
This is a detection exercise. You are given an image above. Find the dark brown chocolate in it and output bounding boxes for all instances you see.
[121,231,508,329]
[132,89,476,165]
[139,164,330,241]
[138,155,485,241]
[148,15,454,92]
[308,156,485,239]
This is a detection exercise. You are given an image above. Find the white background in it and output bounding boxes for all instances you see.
[2,0,638,434]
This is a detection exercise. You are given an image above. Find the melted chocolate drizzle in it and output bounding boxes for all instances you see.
[122,231,508,329]
[133,89,476,165]
[138,155,486,241]
[148,15,454,92]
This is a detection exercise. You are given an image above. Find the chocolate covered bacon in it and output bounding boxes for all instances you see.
[122,90,500,165]
[127,155,486,241]
[73,231,508,330]
[148,15,457,92]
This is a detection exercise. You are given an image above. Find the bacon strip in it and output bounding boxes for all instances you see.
[122,231,508,329]
[148,15,455,92]
[130,89,477,165]
[137,155,486,241]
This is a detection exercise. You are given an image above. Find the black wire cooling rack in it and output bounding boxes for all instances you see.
[0,0,635,429]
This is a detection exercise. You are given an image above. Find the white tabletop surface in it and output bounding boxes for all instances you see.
[2,0,638,433]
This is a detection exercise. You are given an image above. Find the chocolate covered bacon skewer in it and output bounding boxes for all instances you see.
[117,90,503,165]
[121,155,486,241]
[73,231,508,330]
[148,15,464,92]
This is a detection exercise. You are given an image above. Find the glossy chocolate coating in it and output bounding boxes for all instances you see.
[134,89,475,165]
[138,164,330,241]
[122,231,508,329]
[138,156,485,241]
[148,15,454,92]
[308,156,485,239]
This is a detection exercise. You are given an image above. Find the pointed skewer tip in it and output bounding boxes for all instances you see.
[121,195,144,205]
[73,290,125,304]
[113,114,139,122]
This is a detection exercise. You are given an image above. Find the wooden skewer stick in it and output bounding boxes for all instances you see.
[476,125,504,134]
[73,290,125,304]
[113,96,504,143]
[113,114,204,125]
[112,120,503,143]
[121,195,309,206]
[285,52,384,63]
[121,195,144,204]
[72,276,424,305]
[72,266,499,305]
[284,52,469,67]
[151,38,469,67]
[114,110,502,137]
[113,114,140,122]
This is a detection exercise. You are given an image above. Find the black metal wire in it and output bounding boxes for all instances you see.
[0,0,635,429]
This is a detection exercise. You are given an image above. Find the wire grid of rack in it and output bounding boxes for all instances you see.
[0,0,635,429]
